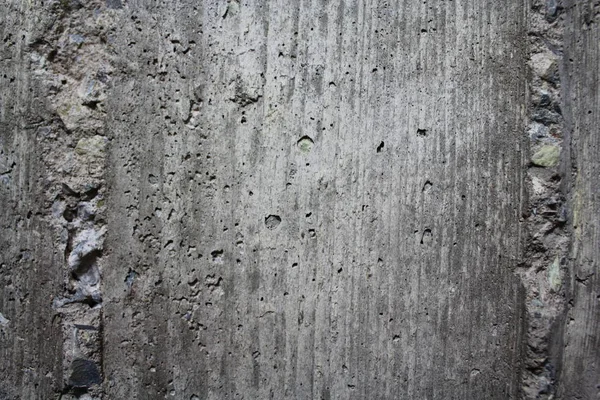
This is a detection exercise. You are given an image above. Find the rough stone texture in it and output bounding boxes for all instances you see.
[0,1,597,399]
[1,1,113,398]
[520,1,570,397]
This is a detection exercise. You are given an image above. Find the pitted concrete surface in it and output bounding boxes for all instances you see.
[0,1,598,399]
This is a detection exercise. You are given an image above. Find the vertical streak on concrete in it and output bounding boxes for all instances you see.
[0,2,65,399]
[103,0,527,398]
[559,0,600,398]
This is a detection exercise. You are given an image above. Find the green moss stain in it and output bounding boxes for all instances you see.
[532,144,560,167]
[548,256,561,292]
[75,135,107,158]
[57,103,72,120]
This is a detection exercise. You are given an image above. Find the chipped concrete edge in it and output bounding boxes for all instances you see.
[519,0,570,398]
[26,0,123,398]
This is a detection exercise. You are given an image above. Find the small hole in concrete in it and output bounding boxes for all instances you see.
[297,136,314,152]
[265,215,282,230]
[420,228,432,245]
[422,180,433,192]
[211,249,224,262]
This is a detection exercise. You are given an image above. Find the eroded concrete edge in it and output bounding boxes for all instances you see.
[25,0,121,397]
[519,0,569,398]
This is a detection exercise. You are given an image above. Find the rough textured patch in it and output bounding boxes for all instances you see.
[531,145,561,167]
[519,1,570,397]
[1,0,118,398]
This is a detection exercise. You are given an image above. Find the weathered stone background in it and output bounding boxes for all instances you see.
[0,1,597,399]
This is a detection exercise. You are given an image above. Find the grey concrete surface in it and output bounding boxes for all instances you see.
[558,1,600,398]
[0,1,597,399]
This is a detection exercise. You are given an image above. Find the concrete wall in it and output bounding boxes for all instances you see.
[0,2,65,398]
[559,1,600,398]
[0,1,597,399]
